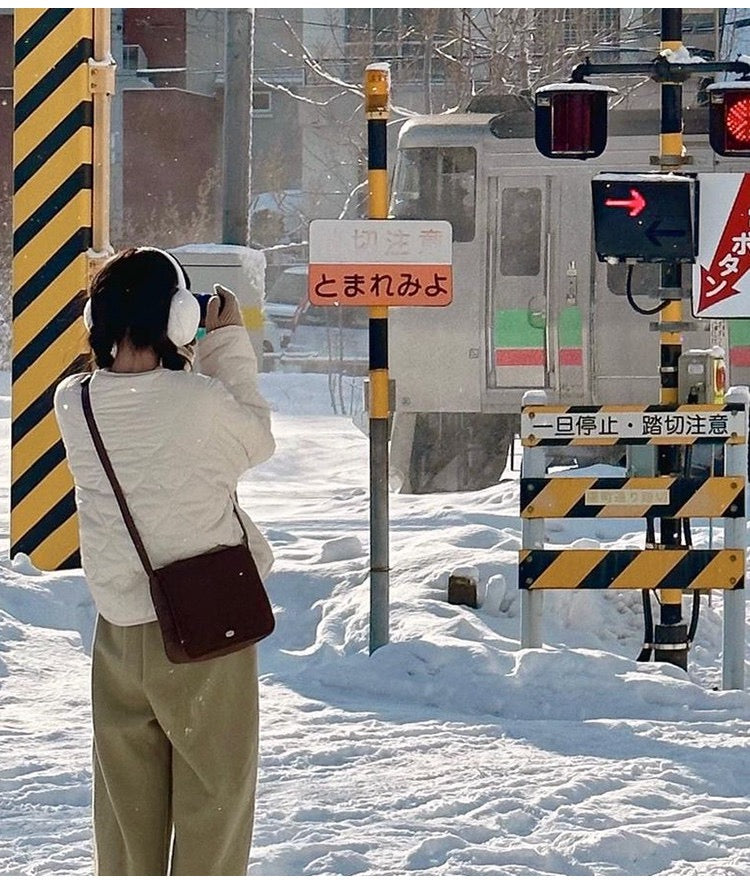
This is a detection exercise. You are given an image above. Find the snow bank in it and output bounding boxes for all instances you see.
[2,370,750,876]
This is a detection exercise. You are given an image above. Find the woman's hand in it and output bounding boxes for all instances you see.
[205,284,244,331]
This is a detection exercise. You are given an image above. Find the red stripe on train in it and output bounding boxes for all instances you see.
[730,346,750,367]
[495,349,544,366]
[495,349,582,367]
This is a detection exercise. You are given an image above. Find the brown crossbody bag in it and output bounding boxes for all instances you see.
[81,375,275,664]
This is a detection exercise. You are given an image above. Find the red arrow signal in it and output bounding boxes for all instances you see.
[604,188,647,217]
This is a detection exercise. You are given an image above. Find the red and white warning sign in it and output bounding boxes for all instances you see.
[308,219,453,307]
[693,172,750,317]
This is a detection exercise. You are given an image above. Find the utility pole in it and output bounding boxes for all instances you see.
[222,9,253,245]
[110,8,124,246]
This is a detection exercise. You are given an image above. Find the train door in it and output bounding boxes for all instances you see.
[486,174,556,394]
[554,173,591,403]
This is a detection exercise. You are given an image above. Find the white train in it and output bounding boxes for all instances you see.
[387,102,750,492]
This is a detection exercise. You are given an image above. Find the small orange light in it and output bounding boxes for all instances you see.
[715,361,727,399]
[364,64,390,115]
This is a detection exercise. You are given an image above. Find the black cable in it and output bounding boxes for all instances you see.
[625,264,670,315]
[637,589,654,662]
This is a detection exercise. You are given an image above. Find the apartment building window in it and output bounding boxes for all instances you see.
[344,9,453,81]
[122,44,148,74]
[536,9,620,50]
[252,89,272,117]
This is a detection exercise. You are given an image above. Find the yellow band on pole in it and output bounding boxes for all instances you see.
[661,588,684,606]
[368,170,389,221]
[660,131,683,158]
[370,370,390,420]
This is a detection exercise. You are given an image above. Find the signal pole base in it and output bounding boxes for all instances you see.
[653,622,689,670]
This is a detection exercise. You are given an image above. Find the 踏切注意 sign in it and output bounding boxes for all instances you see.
[521,405,746,446]
[308,219,453,307]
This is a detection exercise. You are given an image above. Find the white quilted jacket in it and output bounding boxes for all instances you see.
[54,326,275,626]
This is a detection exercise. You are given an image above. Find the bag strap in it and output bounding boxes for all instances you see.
[81,375,251,576]
[81,375,156,579]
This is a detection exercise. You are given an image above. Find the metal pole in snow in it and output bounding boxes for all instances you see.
[723,386,748,690]
[520,390,547,649]
[365,63,391,654]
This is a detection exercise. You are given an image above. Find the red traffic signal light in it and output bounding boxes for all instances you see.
[708,82,750,156]
[534,84,616,160]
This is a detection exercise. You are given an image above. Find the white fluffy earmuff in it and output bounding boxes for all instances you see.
[82,297,93,332]
[138,247,200,347]
[82,248,200,348]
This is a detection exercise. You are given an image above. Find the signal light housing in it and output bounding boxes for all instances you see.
[708,81,750,157]
[534,83,616,160]
[591,173,697,264]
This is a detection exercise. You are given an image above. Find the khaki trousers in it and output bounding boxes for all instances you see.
[91,617,259,876]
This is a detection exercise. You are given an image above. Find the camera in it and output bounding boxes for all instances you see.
[193,293,212,328]
[193,291,225,328]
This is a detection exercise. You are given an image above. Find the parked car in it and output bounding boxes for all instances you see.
[265,266,367,329]
[262,315,286,354]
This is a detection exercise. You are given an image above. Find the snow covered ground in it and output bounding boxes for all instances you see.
[1,369,750,876]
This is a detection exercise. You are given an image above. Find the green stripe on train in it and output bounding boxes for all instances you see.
[494,306,582,348]
[729,320,750,346]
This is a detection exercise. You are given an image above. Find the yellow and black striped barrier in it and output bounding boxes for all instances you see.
[520,476,744,520]
[11,8,95,569]
[519,548,743,591]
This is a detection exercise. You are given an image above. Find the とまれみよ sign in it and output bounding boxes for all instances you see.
[308,219,453,307]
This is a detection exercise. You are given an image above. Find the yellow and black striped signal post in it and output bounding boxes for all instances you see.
[365,63,391,654]
[11,9,113,569]
[656,8,689,669]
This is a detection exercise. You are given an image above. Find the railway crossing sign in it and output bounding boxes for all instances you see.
[308,219,453,307]
[693,172,750,318]
[591,172,697,263]
[521,404,746,446]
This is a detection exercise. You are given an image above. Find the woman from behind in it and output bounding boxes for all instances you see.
[54,247,275,875]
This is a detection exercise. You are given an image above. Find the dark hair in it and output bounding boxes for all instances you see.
[87,248,193,370]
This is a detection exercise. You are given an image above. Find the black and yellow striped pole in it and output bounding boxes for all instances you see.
[11,9,113,569]
[365,63,390,654]
[655,8,688,668]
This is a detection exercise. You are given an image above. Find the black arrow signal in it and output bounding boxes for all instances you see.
[646,219,686,247]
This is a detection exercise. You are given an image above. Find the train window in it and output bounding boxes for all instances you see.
[500,188,541,276]
[391,146,476,241]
